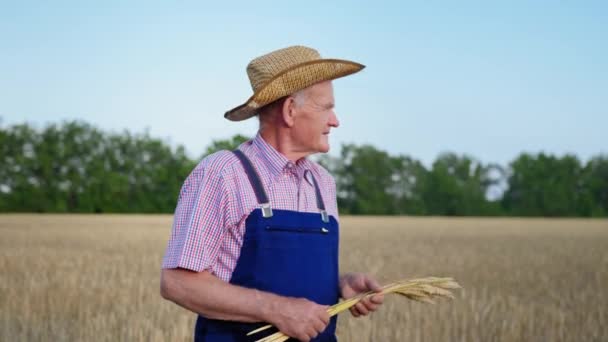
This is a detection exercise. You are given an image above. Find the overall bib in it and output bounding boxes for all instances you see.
[194,150,340,342]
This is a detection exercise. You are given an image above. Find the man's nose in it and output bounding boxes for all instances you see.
[329,111,340,128]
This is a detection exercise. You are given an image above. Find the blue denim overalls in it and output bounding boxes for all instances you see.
[194,150,340,342]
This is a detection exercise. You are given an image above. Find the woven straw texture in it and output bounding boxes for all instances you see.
[225,46,364,121]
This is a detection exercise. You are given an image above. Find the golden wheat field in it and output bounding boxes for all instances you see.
[1,214,607,342]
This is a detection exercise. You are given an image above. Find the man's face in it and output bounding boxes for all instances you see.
[291,81,339,155]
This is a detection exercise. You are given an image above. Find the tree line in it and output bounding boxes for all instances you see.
[1,121,606,216]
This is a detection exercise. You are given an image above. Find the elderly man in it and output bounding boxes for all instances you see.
[160,46,384,342]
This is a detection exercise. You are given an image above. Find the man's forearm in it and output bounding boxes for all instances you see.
[160,268,281,322]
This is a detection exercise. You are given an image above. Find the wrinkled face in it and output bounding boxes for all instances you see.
[291,81,339,155]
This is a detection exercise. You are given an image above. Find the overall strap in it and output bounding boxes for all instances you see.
[306,170,330,223]
[232,149,273,218]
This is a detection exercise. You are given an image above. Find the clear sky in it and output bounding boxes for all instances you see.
[1,0,606,166]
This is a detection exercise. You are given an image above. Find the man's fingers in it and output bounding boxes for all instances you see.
[355,302,369,315]
[341,286,356,299]
[313,318,326,334]
[370,293,384,304]
[307,326,319,340]
[366,302,380,312]
[350,298,383,317]
[364,276,382,292]
[320,312,330,325]
[355,274,368,290]
[294,330,311,342]
[342,274,385,318]
[302,331,313,342]
[361,297,378,311]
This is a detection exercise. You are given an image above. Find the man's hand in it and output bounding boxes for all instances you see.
[339,273,384,317]
[267,297,330,342]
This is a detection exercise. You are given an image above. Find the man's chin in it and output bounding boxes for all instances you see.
[318,144,330,154]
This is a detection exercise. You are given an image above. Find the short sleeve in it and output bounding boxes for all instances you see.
[162,160,232,272]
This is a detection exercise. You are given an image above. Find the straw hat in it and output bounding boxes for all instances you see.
[225,45,365,121]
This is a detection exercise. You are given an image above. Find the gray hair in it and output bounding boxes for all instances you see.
[258,88,308,129]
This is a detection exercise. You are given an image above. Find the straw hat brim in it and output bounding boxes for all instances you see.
[225,59,365,121]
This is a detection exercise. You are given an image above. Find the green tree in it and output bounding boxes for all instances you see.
[0,123,45,211]
[334,144,408,215]
[420,153,500,216]
[502,153,588,217]
[2,121,605,217]
[202,134,250,158]
[0,121,194,213]
[582,155,608,216]
[390,155,428,215]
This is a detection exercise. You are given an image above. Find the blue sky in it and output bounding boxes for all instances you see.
[1,0,606,166]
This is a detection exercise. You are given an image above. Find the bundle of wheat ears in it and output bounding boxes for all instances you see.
[248,277,462,342]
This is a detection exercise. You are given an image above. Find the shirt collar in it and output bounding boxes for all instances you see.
[252,133,313,180]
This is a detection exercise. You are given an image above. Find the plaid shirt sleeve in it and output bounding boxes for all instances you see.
[162,153,234,272]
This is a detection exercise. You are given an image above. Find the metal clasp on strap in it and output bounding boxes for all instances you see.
[261,203,273,218]
[320,209,329,223]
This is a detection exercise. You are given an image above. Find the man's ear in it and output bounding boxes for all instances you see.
[281,96,297,128]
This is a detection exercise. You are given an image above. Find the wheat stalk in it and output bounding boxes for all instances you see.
[247,277,461,342]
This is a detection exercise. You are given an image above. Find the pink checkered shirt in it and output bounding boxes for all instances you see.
[162,133,339,281]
